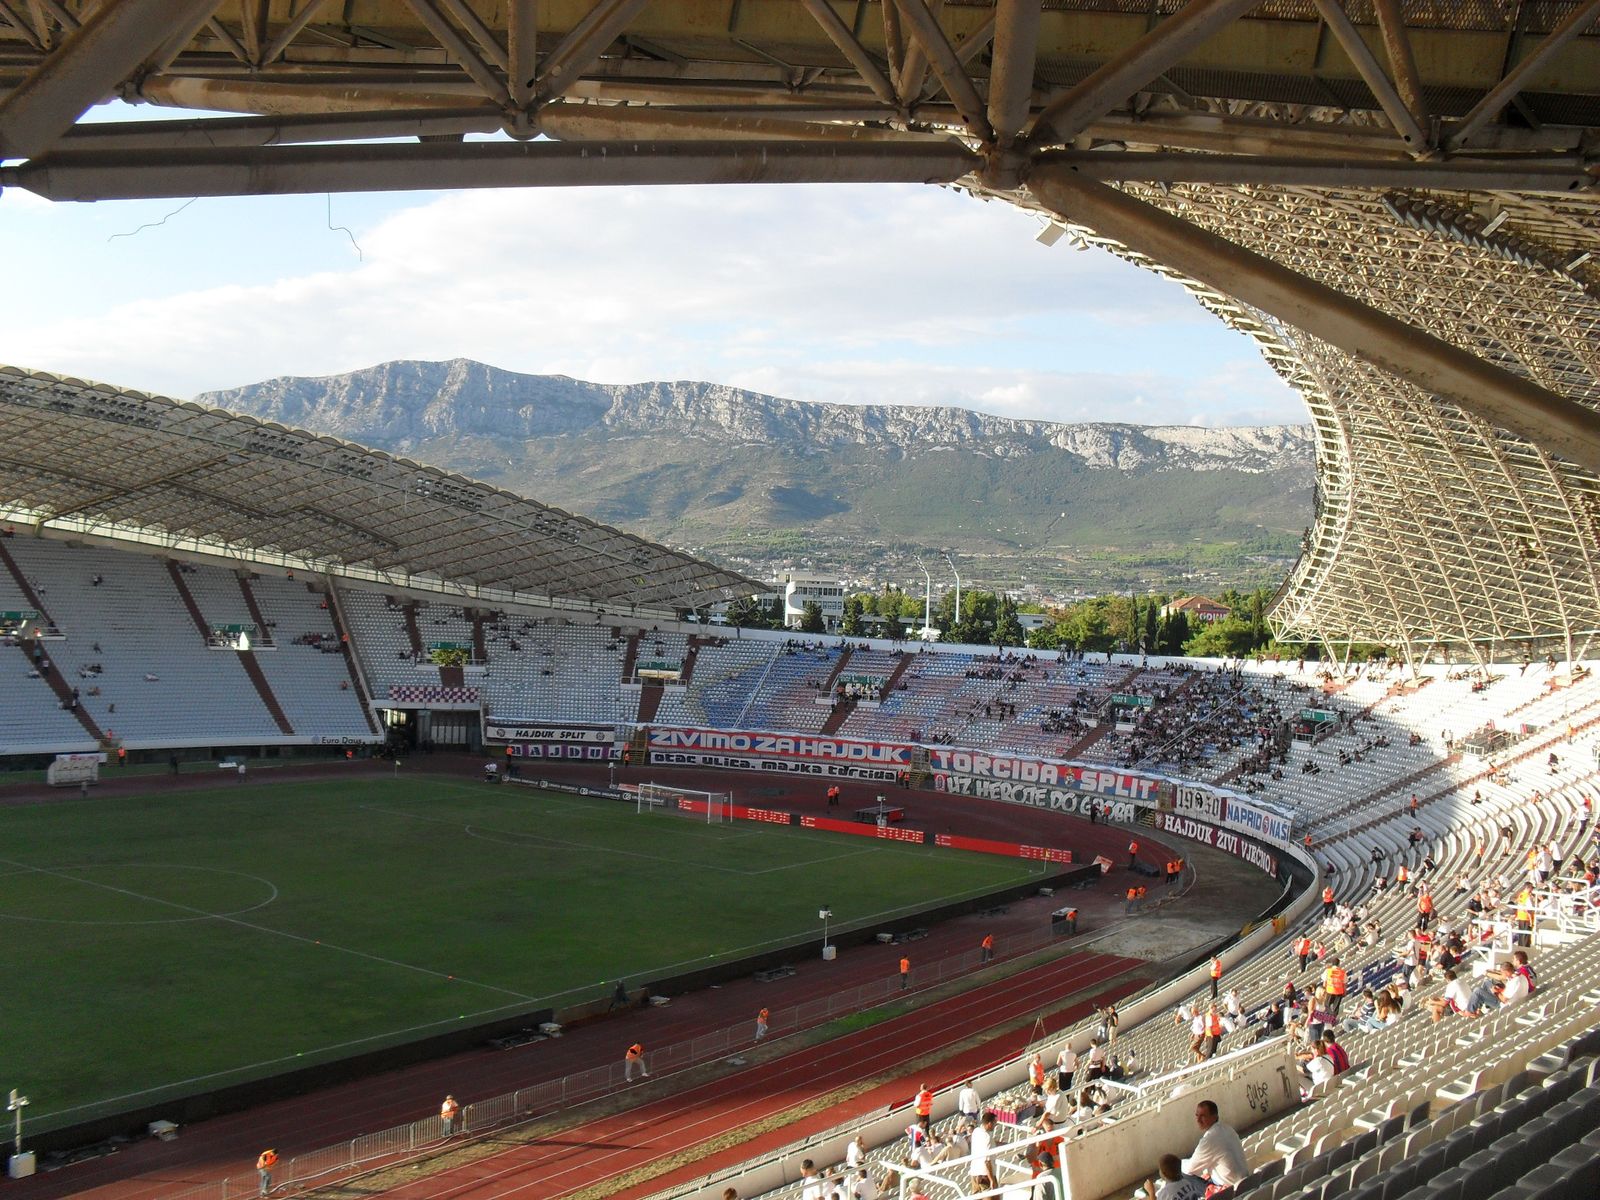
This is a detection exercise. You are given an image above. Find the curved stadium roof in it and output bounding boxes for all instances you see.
[0,366,764,615]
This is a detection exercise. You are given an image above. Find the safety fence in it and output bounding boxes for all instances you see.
[150,904,1109,1200]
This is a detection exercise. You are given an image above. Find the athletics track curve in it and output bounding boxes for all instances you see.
[363,947,1145,1200]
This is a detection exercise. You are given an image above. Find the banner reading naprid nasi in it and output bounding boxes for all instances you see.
[1172,782,1295,848]
[646,727,913,781]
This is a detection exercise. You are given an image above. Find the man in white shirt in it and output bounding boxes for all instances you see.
[799,1160,824,1200]
[1426,969,1474,1021]
[1181,1100,1248,1191]
[957,1079,981,1122]
[845,1135,866,1170]
[1465,960,1531,1014]
[1055,1045,1078,1091]
[968,1112,996,1190]
[1086,1040,1108,1077]
[853,1170,878,1200]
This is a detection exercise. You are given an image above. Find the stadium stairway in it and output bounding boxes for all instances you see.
[820,696,856,735]
[470,611,490,664]
[621,629,642,681]
[18,637,104,743]
[324,580,382,737]
[167,562,294,736]
[0,537,57,629]
[401,600,424,658]
[637,679,666,724]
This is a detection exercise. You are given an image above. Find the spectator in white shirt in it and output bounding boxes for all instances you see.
[799,1160,823,1200]
[957,1079,981,1121]
[968,1113,996,1190]
[1181,1100,1248,1190]
[1056,1045,1078,1091]
[1425,969,1474,1022]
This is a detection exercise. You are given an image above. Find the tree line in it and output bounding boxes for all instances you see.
[723,585,1302,659]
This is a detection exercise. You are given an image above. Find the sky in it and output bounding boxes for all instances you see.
[0,118,1305,429]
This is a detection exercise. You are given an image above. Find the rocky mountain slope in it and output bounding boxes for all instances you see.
[199,359,1315,591]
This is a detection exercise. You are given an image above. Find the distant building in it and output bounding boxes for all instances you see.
[1017,612,1050,633]
[783,571,844,630]
[1160,595,1232,623]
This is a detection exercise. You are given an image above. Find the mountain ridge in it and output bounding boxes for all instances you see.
[199,358,1313,473]
[198,359,1315,593]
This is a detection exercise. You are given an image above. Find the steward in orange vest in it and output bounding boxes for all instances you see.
[1323,960,1348,1018]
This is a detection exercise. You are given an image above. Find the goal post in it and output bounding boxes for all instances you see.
[635,781,734,823]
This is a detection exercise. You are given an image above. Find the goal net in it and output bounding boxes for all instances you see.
[635,781,734,823]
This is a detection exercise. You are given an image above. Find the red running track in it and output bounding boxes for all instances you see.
[367,947,1144,1200]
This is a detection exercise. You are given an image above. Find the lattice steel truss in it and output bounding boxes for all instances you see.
[3,3,1599,656]
[1028,185,1600,661]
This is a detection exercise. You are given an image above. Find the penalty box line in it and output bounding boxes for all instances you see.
[0,854,540,1004]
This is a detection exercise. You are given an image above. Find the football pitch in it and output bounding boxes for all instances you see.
[0,775,1046,1131]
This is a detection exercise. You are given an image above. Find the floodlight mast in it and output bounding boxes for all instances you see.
[943,552,961,631]
[913,557,933,640]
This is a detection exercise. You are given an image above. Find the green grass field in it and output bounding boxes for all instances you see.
[0,775,1043,1131]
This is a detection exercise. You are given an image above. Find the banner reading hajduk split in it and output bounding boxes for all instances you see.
[646,727,913,781]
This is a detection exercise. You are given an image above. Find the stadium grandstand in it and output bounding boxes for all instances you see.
[2,358,1598,1200]
[4,3,1600,1200]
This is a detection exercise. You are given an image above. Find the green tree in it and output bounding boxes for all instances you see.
[799,600,826,634]
[1160,609,1190,655]
[881,608,906,640]
[995,593,1024,648]
[1142,597,1159,652]
[1183,617,1258,659]
[840,594,864,636]
[726,595,781,630]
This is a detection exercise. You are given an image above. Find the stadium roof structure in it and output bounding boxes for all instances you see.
[0,365,764,614]
[2,2,1600,661]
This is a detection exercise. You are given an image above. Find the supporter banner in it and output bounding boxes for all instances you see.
[801,815,926,844]
[648,748,901,781]
[932,773,1141,824]
[388,685,479,705]
[315,736,372,746]
[485,724,612,744]
[507,743,617,761]
[934,833,1071,863]
[1172,783,1293,848]
[677,798,792,824]
[925,748,1163,801]
[1154,812,1278,877]
[1173,784,1227,823]
[647,727,913,766]
[1222,796,1294,847]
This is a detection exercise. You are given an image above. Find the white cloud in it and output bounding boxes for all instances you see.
[0,183,1304,426]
